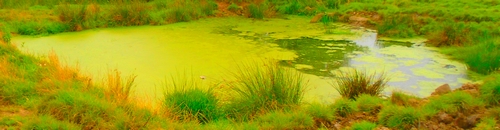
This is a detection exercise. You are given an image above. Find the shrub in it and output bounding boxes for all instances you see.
[378,105,421,129]
[257,111,314,129]
[424,91,484,114]
[355,94,384,113]
[332,69,389,100]
[1,26,11,43]
[163,76,220,123]
[480,74,500,106]
[330,98,357,117]
[351,120,377,130]
[305,103,335,122]
[226,60,307,119]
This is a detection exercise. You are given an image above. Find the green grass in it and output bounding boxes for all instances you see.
[378,105,422,129]
[351,120,377,130]
[332,69,389,100]
[330,98,357,117]
[474,117,497,130]
[442,40,500,75]
[226,60,307,119]
[163,75,221,123]
[355,94,385,113]
[23,115,81,130]
[480,74,500,106]
[424,91,485,114]
[256,110,314,129]
[304,103,335,122]
[248,3,266,19]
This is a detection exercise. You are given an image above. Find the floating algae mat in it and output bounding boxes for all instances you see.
[13,16,469,104]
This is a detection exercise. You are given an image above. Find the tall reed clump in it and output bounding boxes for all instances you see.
[226,60,307,119]
[332,69,389,100]
[104,69,136,104]
[163,75,221,123]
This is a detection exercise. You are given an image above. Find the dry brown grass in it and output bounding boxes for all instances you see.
[104,69,136,104]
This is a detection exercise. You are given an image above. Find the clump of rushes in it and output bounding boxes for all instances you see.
[424,91,484,115]
[257,110,314,129]
[330,98,357,117]
[226,60,307,119]
[332,69,389,100]
[355,94,385,113]
[480,74,500,105]
[163,75,221,123]
[378,105,422,129]
[351,120,377,130]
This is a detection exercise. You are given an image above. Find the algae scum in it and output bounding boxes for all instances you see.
[13,16,470,103]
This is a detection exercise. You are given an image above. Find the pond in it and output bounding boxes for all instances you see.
[12,16,470,104]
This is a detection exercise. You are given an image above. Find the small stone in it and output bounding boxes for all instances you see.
[431,84,451,96]
[466,114,481,128]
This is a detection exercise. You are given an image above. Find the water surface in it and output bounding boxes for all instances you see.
[13,16,470,104]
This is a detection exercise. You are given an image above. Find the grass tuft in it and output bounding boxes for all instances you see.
[163,75,221,123]
[424,91,484,114]
[257,110,314,129]
[104,69,136,104]
[330,98,357,117]
[332,69,389,100]
[355,94,384,113]
[226,60,307,119]
[304,103,335,122]
[351,120,377,130]
[480,74,500,106]
[378,105,422,129]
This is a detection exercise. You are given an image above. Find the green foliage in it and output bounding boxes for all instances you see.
[257,111,314,129]
[227,3,242,12]
[377,14,417,38]
[23,115,81,130]
[480,74,500,105]
[163,75,220,123]
[248,3,266,19]
[304,103,335,121]
[164,88,220,123]
[37,90,124,129]
[330,98,357,117]
[444,41,500,75]
[351,120,377,130]
[16,21,69,35]
[333,69,389,100]
[226,60,307,119]
[378,105,422,129]
[0,81,38,105]
[473,117,497,130]
[355,94,384,113]
[424,91,484,114]
[1,26,12,43]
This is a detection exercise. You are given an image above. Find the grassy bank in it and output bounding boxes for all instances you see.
[1,0,500,129]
